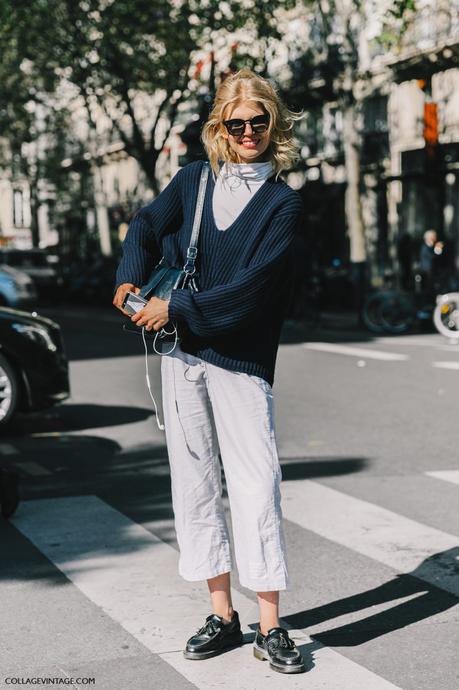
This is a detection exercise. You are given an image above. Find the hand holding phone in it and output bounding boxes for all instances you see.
[122,291,148,315]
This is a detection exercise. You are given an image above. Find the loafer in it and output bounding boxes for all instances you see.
[253,626,305,674]
[184,611,243,660]
[0,468,19,519]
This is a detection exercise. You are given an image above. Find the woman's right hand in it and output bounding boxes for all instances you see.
[113,283,140,314]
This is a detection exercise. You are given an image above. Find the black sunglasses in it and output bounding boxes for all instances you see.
[223,114,270,137]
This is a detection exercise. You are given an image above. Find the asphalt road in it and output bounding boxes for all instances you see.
[1,306,458,690]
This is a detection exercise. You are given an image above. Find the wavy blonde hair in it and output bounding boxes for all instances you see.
[201,68,301,179]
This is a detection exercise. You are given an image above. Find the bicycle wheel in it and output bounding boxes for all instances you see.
[379,292,415,334]
[433,293,459,339]
[362,292,389,333]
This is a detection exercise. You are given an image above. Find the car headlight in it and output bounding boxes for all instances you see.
[11,323,57,351]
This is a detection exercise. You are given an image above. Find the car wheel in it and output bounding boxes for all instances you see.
[0,353,19,427]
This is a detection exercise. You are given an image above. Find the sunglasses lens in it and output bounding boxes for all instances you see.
[224,115,270,136]
[227,121,245,136]
[252,118,269,133]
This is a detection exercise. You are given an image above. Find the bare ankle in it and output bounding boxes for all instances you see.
[214,606,234,623]
[259,621,280,636]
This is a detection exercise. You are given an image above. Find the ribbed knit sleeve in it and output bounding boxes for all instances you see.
[114,171,183,289]
[168,202,302,337]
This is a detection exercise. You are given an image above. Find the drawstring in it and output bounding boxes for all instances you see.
[141,323,179,431]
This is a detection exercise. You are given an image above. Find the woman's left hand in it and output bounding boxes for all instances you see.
[131,296,170,331]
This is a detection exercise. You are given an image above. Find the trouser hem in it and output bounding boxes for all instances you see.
[179,565,233,582]
[238,577,290,593]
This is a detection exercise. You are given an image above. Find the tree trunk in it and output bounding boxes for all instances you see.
[342,101,366,263]
[92,166,112,256]
[342,99,367,319]
[29,177,40,248]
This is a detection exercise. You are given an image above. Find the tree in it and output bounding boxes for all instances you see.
[0,0,71,246]
[8,0,296,194]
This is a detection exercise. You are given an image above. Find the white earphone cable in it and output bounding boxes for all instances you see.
[142,326,165,431]
[141,324,179,432]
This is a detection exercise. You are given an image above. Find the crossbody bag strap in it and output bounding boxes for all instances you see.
[183,162,209,275]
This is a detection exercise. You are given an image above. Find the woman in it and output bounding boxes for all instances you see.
[113,68,305,675]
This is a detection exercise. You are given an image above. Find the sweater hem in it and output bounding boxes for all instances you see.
[178,342,275,387]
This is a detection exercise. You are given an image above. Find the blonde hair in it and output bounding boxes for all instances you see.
[201,68,301,179]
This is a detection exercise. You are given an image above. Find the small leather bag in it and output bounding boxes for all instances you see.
[123,162,209,354]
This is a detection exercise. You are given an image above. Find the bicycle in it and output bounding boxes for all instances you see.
[433,292,459,339]
[362,288,434,334]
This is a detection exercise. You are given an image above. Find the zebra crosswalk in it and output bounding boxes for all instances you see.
[425,469,459,486]
[8,469,458,690]
[281,480,459,596]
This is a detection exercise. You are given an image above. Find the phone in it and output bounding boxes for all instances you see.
[122,291,148,315]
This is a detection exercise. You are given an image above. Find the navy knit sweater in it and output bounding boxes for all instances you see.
[115,160,303,385]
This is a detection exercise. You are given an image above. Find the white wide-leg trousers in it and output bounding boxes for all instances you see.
[160,345,289,592]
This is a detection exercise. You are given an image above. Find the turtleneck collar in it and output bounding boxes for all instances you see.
[220,161,274,182]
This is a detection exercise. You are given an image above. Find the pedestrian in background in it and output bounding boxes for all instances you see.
[113,68,305,674]
[419,229,444,295]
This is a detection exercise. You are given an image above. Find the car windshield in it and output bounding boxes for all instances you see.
[1,251,48,268]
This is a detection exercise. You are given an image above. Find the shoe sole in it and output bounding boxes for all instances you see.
[253,644,306,674]
[184,634,244,660]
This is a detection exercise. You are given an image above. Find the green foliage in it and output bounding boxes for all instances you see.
[376,0,417,50]
[1,0,297,190]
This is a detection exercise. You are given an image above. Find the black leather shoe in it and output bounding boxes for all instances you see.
[0,469,19,519]
[183,611,243,660]
[253,627,305,674]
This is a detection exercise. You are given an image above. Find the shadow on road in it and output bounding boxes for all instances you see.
[284,547,459,646]
[280,457,368,480]
[1,441,369,583]
[7,404,153,435]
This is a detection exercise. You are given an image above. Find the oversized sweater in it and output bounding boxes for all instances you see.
[115,160,304,385]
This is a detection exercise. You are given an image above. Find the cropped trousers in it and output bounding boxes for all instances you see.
[160,345,289,592]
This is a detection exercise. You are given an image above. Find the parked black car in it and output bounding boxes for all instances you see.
[0,307,70,427]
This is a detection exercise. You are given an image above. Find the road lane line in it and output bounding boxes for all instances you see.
[425,470,459,486]
[432,361,459,370]
[281,480,459,597]
[11,496,401,690]
[303,343,409,361]
[374,337,442,347]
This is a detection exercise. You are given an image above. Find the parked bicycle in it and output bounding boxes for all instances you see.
[433,292,459,339]
[362,288,433,334]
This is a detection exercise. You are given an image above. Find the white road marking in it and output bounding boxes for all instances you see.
[374,337,442,347]
[281,480,459,597]
[303,342,409,361]
[15,462,52,476]
[432,361,459,370]
[425,470,459,486]
[0,444,19,455]
[12,496,401,690]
